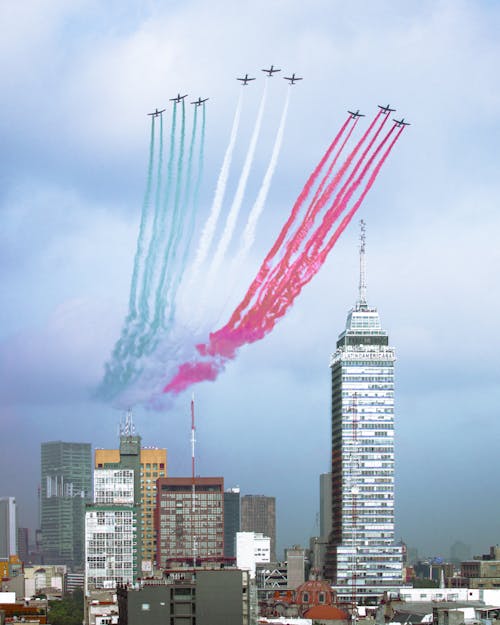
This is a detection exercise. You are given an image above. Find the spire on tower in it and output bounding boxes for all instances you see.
[120,408,135,437]
[358,220,367,309]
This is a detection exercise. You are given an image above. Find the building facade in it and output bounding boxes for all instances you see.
[95,430,166,571]
[41,441,92,568]
[224,487,240,559]
[240,495,276,562]
[236,532,271,578]
[0,498,17,559]
[324,223,402,600]
[155,477,224,567]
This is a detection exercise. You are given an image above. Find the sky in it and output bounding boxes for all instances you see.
[1,0,500,560]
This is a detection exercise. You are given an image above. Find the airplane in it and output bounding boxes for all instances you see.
[284,73,303,84]
[348,109,365,119]
[170,93,188,103]
[378,103,396,114]
[147,108,165,117]
[262,65,281,76]
[393,117,411,127]
[191,97,209,106]
[237,74,255,85]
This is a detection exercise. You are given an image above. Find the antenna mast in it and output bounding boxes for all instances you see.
[358,220,367,308]
[191,394,197,566]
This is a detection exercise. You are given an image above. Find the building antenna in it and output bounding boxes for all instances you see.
[358,220,367,308]
[191,394,197,566]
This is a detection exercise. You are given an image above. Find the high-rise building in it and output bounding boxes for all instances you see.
[319,473,332,539]
[155,477,224,567]
[241,495,276,561]
[17,528,29,564]
[0,497,17,558]
[324,222,402,601]
[41,442,92,567]
[224,487,240,559]
[94,412,167,572]
[85,467,137,593]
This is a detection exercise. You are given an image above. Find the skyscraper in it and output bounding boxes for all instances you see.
[0,497,17,558]
[240,495,276,562]
[94,413,166,571]
[41,441,92,568]
[324,222,402,601]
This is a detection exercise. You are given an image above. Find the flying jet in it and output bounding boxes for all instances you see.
[262,65,281,76]
[378,104,396,114]
[191,97,209,106]
[147,108,165,117]
[348,109,365,119]
[393,117,411,127]
[170,93,188,103]
[284,73,303,84]
[237,74,256,85]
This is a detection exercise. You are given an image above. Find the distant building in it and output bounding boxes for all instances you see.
[224,487,240,559]
[460,546,500,589]
[324,222,403,600]
[241,495,276,561]
[236,532,270,578]
[155,477,224,567]
[285,546,305,590]
[450,541,471,564]
[319,473,332,539]
[17,528,28,564]
[41,441,92,568]
[117,569,251,625]
[94,411,167,572]
[0,498,17,559]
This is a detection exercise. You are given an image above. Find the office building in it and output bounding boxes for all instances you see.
[0,498,17,559]
[320,473,332,539]
[324,222,402,600]
[236,531,271,578]
[41,441,92,567]
[241,495,276,561]
[95,413,166,571]
[155,477,224,567]
[224,487,240,559]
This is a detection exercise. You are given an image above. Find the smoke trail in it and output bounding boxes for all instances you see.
[203,81,269,293]
[187,92,243,288]
[163,124,405,394]
[233,88,290,272]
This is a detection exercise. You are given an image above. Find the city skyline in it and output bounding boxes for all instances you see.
[1,0,500,559]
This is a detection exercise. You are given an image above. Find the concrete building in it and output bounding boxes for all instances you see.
[241,495,276,561]
[41,441,92,568]
[237,532,271,578]
[285,546,305,590]
[117,568,251,625]
[460,546,500,589]
[155,477,224,567]
[0,498,17,559]
[324,223,403,601]
[95,414,166,572]
[224,487,241,559]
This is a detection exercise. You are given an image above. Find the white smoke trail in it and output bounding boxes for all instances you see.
[202,81,269,299]
[186,91,243,290]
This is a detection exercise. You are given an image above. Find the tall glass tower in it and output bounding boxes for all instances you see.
[324,222,402,603]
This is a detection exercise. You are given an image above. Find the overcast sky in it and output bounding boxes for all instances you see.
[1,0,500,560]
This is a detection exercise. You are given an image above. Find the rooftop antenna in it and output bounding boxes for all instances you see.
[191,394,197,566]
[358,220,367,308]
[120,407,135,437]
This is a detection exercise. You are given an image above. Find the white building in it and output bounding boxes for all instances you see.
[0,497,17,558]
[325,222,402,601]
[236,532,271,578]
[85,469,137,594]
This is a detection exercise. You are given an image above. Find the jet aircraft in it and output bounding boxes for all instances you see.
[147,108,165,117]
[284,73,303,84]
[378,104,396,114]
[191,97,209,106]
[393,118,411,127]
[170,93,188,103]
[348,109,365,119]
[237,74,256,85]
[262,65,281,76]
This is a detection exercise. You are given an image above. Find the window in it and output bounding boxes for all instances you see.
[141,603,150,611]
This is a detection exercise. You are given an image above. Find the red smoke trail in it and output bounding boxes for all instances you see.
[163,124,405,394]
[209,122,398,352]
[224,116,354,330]
[253,111,387,311]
